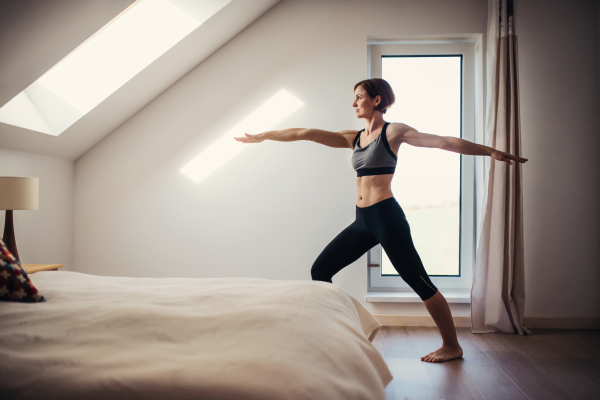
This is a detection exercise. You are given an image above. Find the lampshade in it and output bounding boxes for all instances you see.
[0,177,39,210]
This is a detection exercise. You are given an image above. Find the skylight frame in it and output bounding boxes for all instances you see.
[0,0,231,136]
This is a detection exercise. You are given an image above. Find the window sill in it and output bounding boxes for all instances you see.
[366,289,471,303]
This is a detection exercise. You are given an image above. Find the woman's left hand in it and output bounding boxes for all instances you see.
[490,149,528,165]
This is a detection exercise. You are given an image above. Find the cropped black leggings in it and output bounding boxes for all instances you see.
[311,197,438,301]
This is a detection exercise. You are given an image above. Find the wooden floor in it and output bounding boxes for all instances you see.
[373,326,600,400]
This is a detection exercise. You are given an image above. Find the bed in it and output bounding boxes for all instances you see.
[0,271,393,399]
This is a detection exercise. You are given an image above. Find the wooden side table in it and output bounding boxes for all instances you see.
[22,264,63,274]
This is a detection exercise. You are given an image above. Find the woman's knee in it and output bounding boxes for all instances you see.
[310,263,332,283]
[403,271,438,301]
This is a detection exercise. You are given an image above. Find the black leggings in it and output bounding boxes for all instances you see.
[311,197,438,301]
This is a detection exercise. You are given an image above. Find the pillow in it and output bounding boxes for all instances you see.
[0,239,45,302]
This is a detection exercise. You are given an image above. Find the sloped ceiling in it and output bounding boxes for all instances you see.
[0,0,281,161]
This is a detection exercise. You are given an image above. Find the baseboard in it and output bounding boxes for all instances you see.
[373,314,600,329]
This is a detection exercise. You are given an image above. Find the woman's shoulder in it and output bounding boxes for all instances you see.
[386,121,410,131]
[386,122,415,144]
[386,122,416,135]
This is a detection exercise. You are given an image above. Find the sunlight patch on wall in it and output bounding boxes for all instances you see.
[180,89,304,184]
[0,0,231,136]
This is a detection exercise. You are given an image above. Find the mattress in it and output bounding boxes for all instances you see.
[0,271,393,399]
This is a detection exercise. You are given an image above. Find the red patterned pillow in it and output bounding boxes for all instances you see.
[0,239,45,302]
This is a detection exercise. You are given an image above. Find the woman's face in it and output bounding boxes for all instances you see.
[352,86,380,118]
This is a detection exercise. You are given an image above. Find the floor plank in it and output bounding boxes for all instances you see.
[373,339,386,357]
[384,375,397,400]
[462,364,529,400]
[468,330,520,352]
[560,329,600,358]
[532,357,600,399]
[544,370,600,400]
[421,359,485,400]
[386,357,436,400]
[484,351,571,400]
[563,358,600,384]
[406,327,443,349]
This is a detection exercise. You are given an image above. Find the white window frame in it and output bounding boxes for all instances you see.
[366,37,484,296]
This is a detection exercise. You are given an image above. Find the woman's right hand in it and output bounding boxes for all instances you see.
[233,133,265,143]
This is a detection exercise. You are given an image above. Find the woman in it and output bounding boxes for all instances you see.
[234,78,528,363]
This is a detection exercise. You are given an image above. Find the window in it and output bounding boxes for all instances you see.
[367,39,482,296]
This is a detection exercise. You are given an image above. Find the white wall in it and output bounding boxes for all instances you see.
[73,0,600,320]
[0,148,74,269]
[519,0,600,319]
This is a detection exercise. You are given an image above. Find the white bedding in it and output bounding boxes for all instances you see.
[0,271,392,399]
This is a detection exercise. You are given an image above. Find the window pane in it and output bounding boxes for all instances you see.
[381,56,461,277]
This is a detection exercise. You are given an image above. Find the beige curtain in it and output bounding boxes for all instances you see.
[471,0,531,335]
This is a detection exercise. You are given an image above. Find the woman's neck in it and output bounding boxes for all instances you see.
[363,114,386,135]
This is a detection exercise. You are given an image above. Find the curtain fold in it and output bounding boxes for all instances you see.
[471,0,531,335]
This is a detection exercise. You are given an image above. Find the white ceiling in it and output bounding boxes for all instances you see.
[0,0,281,161]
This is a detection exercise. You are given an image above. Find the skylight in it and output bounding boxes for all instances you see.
[0,0,231,136]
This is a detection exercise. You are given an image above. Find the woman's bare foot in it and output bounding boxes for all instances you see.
[421,344,463,363]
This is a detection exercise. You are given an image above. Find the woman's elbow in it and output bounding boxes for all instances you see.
[438,136,453,150]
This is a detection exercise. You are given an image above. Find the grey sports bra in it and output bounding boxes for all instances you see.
[351,122,397,177]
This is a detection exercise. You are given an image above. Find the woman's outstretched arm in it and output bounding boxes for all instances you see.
[234,128,355,149]
[391,123,528,165]
[233,128,307,143]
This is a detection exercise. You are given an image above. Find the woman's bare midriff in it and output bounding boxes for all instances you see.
[356,174,395,208]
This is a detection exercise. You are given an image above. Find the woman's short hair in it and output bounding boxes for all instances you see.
[354,78,395,114]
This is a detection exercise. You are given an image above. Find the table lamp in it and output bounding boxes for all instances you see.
[0,177,39,263]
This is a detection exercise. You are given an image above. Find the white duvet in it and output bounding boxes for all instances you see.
[0,271,392,399]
